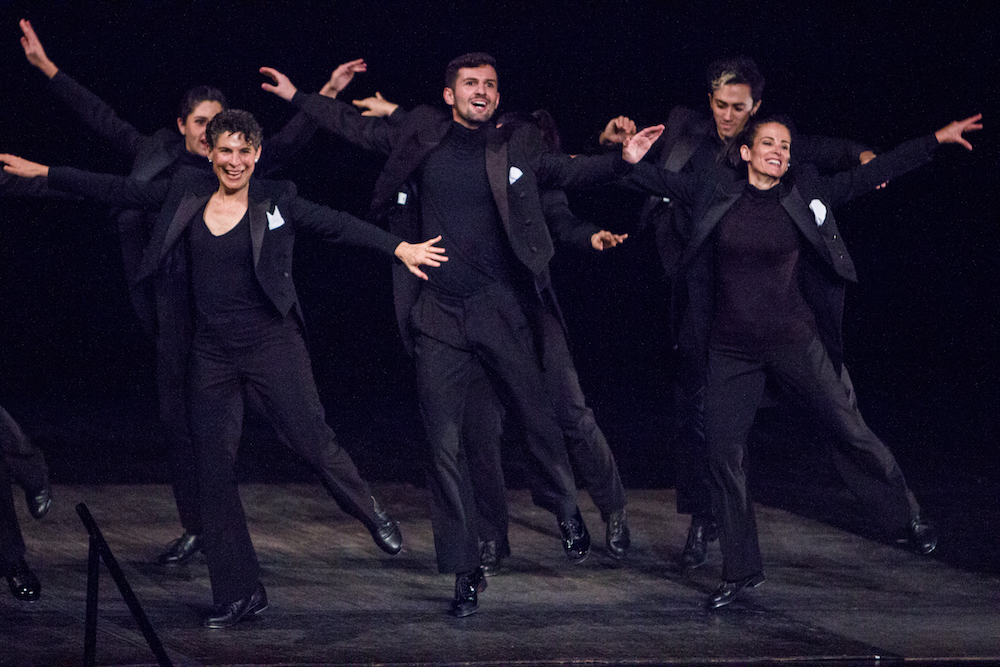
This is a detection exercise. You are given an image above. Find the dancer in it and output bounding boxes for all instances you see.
[18,18,326,567]
[626,110,980,607]
[3,109,446,628]
[604,56,877,569]
[258,54,661,615]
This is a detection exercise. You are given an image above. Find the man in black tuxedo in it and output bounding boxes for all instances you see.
[259,53,661,616]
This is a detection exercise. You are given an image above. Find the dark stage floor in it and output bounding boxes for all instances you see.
[3,483,999,667]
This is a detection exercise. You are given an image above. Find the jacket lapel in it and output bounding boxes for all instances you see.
[248,184,270,267]
[485,138,511,235]
[681,180,744,267]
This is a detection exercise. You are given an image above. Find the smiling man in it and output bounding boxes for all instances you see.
[260,52,662,616]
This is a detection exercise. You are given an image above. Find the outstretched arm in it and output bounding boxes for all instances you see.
[19,19,58,79]
[261,67,395,156]
[394,235,448,281]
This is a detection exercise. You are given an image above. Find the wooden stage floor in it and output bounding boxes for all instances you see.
[1,482,997,666]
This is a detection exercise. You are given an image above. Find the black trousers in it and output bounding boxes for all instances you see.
[411,283,578,574]
[466,298,627,554]
[0,405,48,573]
[704,336,921,581]
[189,313,380,605]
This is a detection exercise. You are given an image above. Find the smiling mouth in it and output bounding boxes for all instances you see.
[471,99,488,109]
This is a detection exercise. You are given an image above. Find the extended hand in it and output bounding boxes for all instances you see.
[0,154,50,178]
[622,124,665,164]
[591,230,628,251]
[319,59,367,99]
[259,67,298,101]
[934,113,984,150]
[599,116,637,146]
[19,19,58,78]
[353,92,398,117]
[395,235,448,281]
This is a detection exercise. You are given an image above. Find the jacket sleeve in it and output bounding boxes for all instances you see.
[285,194,402,255]
[624,161,699,206]
[1,172,81,201]
[290,91,395,156]
[816,134,938,209]
[532,141,632,191]
[48,166,170,210]
[541,190,600,252]
[46,70,150,159]
[795,133,872,173]
[255,110,318,177]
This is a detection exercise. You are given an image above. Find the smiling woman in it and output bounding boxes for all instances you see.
[626,110,982,609]
[0,107,449,627]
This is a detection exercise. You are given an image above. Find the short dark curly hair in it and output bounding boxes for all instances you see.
[206,109,263,149]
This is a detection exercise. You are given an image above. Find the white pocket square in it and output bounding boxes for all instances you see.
[508,166,523,185]
[808,199,827,227]
[266,206,286,230]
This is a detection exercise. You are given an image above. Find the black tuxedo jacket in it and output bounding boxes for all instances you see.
[48,167,403,354]
[629,133,939,370]
[291,92,629,350]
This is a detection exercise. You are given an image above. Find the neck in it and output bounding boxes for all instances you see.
[214,183,250,204]
[746,171,780,191]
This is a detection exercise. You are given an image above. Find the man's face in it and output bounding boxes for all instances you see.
[708,83,760,139]
[740,122,791,183]
[443,65,499,129]
[208,131,260,193]
[177,99,224,157]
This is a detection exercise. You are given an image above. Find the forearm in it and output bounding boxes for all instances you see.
[48,166,164,210]
[46,71,145,157]
[291,195,401,254]
[291,91,393,155]
[537,151,632,191]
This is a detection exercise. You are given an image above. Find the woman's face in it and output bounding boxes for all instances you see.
[209,131,261,194]
[740,122,791,185]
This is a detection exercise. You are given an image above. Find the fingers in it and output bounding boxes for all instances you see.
[258,66,279,83]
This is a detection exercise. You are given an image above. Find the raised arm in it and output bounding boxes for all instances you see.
[261,67,396,156]
[19,19,58,78]
[820,113,983,208]
[20,19,148,159]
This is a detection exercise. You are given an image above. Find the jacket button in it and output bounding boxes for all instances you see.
[530,246,538,253]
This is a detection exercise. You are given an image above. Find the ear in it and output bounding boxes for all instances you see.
[750,99,762,116]
[254,145,262,163]
[739,144,751,163]
[177,117,187,135]
[443,87,455,106]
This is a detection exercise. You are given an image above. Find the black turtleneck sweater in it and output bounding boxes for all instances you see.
[419,122,513,297]
[710,183,817,353]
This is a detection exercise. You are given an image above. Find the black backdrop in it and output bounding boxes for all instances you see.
[0,1,997,496]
